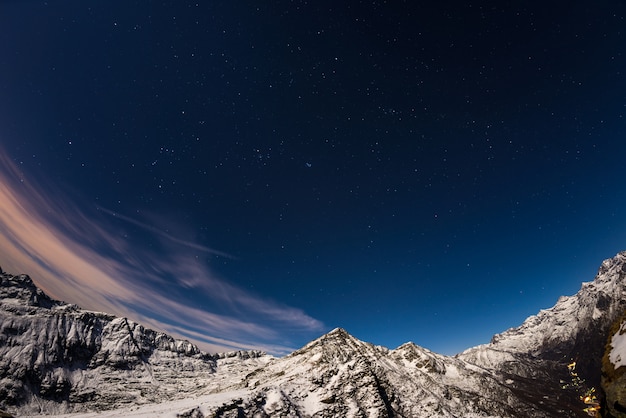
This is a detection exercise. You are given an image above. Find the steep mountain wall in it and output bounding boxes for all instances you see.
[602,311,626,418]
[0,272,216,414]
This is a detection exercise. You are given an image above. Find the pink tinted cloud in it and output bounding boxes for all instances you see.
[0,151,323,354]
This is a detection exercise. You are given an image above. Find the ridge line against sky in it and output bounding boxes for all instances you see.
[1,0,626,355]
[0,150,323,355]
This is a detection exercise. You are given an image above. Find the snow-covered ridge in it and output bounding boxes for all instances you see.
[0,271,236,414]
[459,251,626,365]
[2,251,626,417]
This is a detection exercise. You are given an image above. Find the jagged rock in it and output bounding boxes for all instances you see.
[177,406,205,418]
[602,311,626,418]
[213,350,266,360]
[0,272,217,415]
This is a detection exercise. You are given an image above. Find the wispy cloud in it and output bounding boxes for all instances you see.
[0,150,323,355]
[96,207,236,259]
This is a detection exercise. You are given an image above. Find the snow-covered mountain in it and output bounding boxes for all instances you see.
[0,269,265,415]
[458,251,626,416]
[1,252,626,417]
[201,327,557,417]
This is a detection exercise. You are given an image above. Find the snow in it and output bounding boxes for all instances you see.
[460,251,626,366]
[264,388,283,411]
[609,319,626,369]
[34,390,251,418]
[308,352,322,363]
[300,391,322,416]
[592,307,603,320]
[445,364,460,379]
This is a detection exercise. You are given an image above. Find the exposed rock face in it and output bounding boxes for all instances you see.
[0,272,217,414]
[602,311,626,418]
[458,252,626,417]
[1,252,626,417]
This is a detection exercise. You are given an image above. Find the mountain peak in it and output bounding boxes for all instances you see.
[319,327,373,346]
[326,327,350,337]
[596,251,626,283]
[0,272,56,309]
[307,327,360,346]
[288,327,387,366]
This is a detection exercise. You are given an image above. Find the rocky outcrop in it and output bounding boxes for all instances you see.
[602,311,626,418]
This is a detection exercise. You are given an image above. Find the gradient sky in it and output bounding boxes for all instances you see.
[1,0,626,356]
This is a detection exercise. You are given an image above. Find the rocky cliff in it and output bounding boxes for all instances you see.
[0,272,217,414]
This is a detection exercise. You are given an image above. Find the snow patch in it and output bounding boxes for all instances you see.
[609,319,626,369]
[36,389,251,418]
[300,391,322,416]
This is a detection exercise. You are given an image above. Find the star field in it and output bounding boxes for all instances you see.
[1,0,626,354]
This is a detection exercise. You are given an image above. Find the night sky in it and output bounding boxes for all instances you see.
[1,0,626,355]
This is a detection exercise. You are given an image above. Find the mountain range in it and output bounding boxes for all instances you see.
[1,252,626,417]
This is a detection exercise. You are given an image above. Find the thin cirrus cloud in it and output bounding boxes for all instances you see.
[0,151,323,355]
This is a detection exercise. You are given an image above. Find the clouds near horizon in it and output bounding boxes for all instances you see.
[0,151,324,355]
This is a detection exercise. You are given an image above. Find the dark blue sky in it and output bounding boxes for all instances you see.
[1,0,626,354]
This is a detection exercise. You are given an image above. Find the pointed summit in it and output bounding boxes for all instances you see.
[0,273,56,308]
[319,327,355,343]
[326,327,349,336]
[299,327,358,347]
[289,327,387,365]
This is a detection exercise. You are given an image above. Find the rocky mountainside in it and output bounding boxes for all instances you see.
[0,270,235,414]
[1,252,626,417]
[204,327,559,417]
[458,251,626,416]
[602,310,626,418]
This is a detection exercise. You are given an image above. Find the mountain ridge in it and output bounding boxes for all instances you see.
[1,251,625,416]
[458,251,626,403]
[0,271,236,414]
